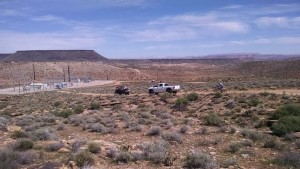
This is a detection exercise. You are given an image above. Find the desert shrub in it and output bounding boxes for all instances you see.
[73,105,84,114]
[186,92,199,101]
[89,102,100,110]
[227,142,241,153]
[75,151,95,167]
[0,102,8,109]
[263,138,284,150]
[241,129,264,142]
[204,113,224,127]
[160,93,173,102]
[17,150,36,165]
[11,130,28,139]
[128,123,142,132]
[90,123,107,133]
[161,132,183,144]
[195,127,208,135]
[0,116,8,131]
[0,116,9,124]
[214,92,222,98]
[0,149,19,169]
[225,99,236,109]
[271,116,300,136]
[183,151,218,169]
[106,147,118,159]
[14,139,33,151]
[51,109,73,118]
[47,141,64,152]
[273,152,300,168]
[220,158,237,168]
[56,123,65,131]
[271,104,300,120]
[71,139,86,153]
[139,112,151,119]
[174,97,189,110]
[240,139,254,147]
[146,126,162,136]
[53,101,62,107]
[31,128,57,141]
[88,142,101,154]
[248,98,260,107]
[115,151,131,163]
[179,125,189,133]
[143,140,170,164]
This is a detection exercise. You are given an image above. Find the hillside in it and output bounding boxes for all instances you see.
[236,58,300,79]
[0,54,11,61]
[3,50,108,62]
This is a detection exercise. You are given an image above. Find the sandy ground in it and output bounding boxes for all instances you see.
[0,80,115,95]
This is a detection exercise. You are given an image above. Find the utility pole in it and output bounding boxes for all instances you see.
[63,68,66,82]
[68,65,71,82]
[33,63,36,81]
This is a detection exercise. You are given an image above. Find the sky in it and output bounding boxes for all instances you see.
[0,0,300,59]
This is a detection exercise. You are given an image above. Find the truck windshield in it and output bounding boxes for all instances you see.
[165,84,169,86]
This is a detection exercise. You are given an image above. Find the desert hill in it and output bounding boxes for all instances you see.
[0,54,11,61]
[236,58,300,79]
[2,50,108,62]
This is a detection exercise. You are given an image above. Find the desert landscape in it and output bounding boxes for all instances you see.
[0,51,300,169]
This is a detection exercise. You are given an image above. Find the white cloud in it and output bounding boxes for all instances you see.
[255,16,300,28]
[129,13,248,41]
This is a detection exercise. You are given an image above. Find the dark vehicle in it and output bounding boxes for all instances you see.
[115,86,130,95]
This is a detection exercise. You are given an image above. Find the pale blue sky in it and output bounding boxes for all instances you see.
[0,0,300,59]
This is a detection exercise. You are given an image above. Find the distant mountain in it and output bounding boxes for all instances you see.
[0,54,12,61]
[187,53,300,61]
[3,50,108,62]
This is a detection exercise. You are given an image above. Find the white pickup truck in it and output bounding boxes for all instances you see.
[148,83,180,94]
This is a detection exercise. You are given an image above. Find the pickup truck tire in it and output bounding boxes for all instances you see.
[149,89,154,94]
[166,88,172,93]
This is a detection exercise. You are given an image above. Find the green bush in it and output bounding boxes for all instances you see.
[51,109,73,118]
[183,151,218,169]
[174,97,189,110]
[273,152,300,168]
[186,92,199,101]
[88,142,101,154]
[241,129,264,142]
[271,116,300,136]
[11,130,28,139]
[53,101,62,107]
[248,98,260,107]
[14,139,33,151]
[160,93,173,102]
[227,142,241,153]
[73,105,84,114]
[214,92,222,98]
[204,113,224,127]
[75,151,94,167]
[89,102,100,110]
[271,104,300,120]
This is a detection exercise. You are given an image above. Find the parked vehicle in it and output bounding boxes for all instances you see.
[115,86,130,95]
[148,83,180,94]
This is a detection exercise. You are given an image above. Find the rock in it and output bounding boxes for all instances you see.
[7,125,21,132]
[210,152,216,155]
[241,154,249,158]
[58,148,70,153]
[294,132,300,138]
